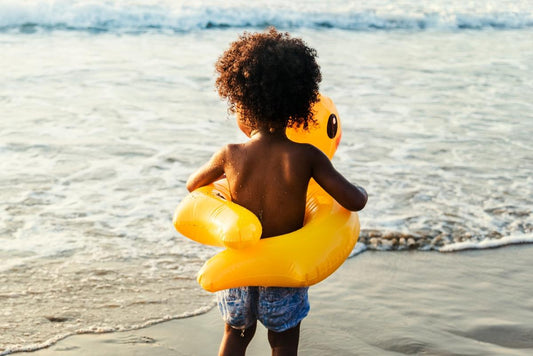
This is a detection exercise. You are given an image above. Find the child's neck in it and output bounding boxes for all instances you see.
[250,127,287,140]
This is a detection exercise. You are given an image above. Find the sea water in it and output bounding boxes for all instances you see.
[1,0,532,353]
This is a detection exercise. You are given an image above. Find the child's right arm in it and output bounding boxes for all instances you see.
[186,147,226,192]
[310,147,367,211]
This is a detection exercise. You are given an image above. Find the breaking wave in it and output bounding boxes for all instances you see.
[1,1,532,33]
[351,231,533,256]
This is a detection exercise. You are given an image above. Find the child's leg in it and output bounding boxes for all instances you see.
[218,321,257,356]
[217,286,258,355]
[267,322,301,356]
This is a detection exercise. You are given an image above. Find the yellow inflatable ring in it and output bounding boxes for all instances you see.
[173,95,360,292]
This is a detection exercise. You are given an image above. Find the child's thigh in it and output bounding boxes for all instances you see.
[257,287,309,333]
[217,287,259,329]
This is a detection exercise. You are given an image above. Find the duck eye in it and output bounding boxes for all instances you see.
[327,114,338,139]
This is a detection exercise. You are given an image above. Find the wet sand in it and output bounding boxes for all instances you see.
[33,245,533,355]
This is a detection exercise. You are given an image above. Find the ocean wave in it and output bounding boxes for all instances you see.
[438,233,533,252]
[351,231,533,255]
[0,1,532,33]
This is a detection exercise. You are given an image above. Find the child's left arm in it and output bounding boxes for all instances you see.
[186,146,226,192]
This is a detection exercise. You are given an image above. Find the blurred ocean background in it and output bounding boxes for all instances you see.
[1,0,532,353]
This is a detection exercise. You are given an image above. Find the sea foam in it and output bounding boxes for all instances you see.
[438,233,533,252]
[0,0,532,33]
[0,301,216,356]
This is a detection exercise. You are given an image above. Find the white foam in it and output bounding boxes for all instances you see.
[0,300,216,356]
[0,0,531,32]
[439,233,533,252]
[348,242,368,258]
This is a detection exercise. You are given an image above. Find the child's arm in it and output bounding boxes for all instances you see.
[311,148,368,211]
[186,147,226,192]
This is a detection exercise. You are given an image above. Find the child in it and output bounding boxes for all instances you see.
[186,28,367,356]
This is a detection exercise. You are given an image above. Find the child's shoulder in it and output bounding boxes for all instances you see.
[220,138,324,163]
[224,142,246,154]
[216,142,244,153]
[288,140,325,156]
[218,142,248,162]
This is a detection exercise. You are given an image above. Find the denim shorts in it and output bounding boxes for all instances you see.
[217,286,309,333]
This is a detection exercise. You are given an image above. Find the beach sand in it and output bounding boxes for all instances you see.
[33,245,533,355]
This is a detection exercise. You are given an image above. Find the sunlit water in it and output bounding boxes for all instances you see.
[1,0,532,353]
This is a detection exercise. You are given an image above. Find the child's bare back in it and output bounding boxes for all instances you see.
[188,127,367,238]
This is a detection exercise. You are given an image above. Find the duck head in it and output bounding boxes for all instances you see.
[286,94,342,159]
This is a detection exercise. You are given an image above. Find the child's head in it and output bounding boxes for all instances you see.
[215,27,322,132]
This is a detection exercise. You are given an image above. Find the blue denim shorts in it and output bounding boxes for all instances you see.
[217,286,309,333]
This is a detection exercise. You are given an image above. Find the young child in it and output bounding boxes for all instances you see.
[186,28,367,356]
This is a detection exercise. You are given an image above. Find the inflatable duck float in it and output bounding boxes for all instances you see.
[173,95,360,292]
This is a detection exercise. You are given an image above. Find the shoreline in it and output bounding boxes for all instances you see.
[22,245,533,356]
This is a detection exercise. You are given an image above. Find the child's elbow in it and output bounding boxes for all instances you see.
[354,194,368,211]
[185,178,197,192]
[346,198,367,212]
[345,188,368,211]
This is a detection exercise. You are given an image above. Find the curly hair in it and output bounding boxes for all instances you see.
[215,28,322,131]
